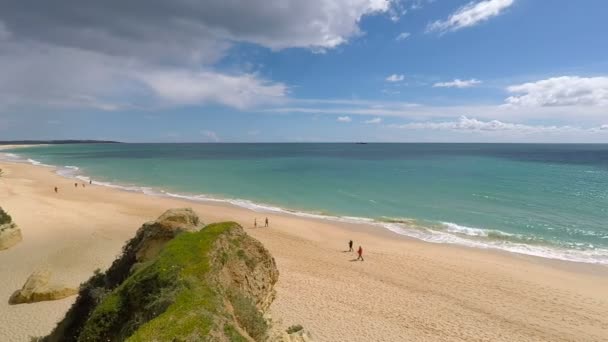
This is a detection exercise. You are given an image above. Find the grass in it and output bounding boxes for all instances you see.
[228,290,268,341]
[77,222,243,341]
[45,220,273,342]
[223,324,248,342]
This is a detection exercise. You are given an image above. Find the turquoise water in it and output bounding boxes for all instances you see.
[4,143,608,264]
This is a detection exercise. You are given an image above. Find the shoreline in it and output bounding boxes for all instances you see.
[1,161,607,341]
[2,147,607,266]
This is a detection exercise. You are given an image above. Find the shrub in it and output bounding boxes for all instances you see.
[229,291,268,341]
[286,324,304,334]
[0,207,12,225]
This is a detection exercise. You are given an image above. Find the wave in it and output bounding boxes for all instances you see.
[2,151,608,265]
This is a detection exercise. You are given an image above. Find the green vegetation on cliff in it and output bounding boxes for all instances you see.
[44,209,279,342]
[0,207,12,226]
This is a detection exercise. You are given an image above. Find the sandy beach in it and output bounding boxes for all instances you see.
[0,160,607,341]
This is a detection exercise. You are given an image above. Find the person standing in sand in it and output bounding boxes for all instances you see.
[89,179,92,185]
[348,240,353,252]
[356,246,364,261]
[265,217,269,227]
[74,182,78,188]
[254,218,257,228]
[54,186,58,193]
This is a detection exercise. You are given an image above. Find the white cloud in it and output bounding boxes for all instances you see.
[266,97,608,123]
[391,116,574,133]
[337,116,352,122]
[433,78,481,88]
[0,41,287,111]
[364,117,383,124]
[0,21,10,40]
[382,89,401,95]
[138,69,287,109]
[505,76,608,107]
[386,74,405,82]
[201,130,220,142]
[0,0,396,112]
[427,0,514,33]
[396,32,411,41]
[1,1,395,53]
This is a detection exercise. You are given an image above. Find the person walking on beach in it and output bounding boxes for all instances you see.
[348,240,353,252]
[89,179,92,185]
[54,186,58,193]
[74,182,78,188]
[356,246,364,261]
[265,217,269,227]
[254,218,257,228]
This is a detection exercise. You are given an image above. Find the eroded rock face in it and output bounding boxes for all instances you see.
[135,208,202,263]
[0,223,22,250]
[9,270,78,304]
[0,206,21,250]
[43,216,282,342]
[214,226,280,312]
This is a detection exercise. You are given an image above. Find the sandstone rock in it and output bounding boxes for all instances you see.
[0,206,21,250]
[134,208,201,262]
[0,222,22,250]
[44,220,281,342]
[281,330,314,342]
[214,224,279,312]
[9,270,78,304]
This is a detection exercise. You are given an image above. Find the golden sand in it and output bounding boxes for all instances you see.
[0,161,607,341]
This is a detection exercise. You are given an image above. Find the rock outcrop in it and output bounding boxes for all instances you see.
[134,207,201,263]
[0,206,22,250]
[280,330,314,342]
[43,209,281,342]
[9,270,78,304]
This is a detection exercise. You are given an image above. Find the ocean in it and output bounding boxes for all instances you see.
[3,143,608,264]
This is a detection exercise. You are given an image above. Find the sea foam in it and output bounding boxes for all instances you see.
[2,151,608,265]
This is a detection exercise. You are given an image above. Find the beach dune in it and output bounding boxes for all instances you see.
[0,161,607,341]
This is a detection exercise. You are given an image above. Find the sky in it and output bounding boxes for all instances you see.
[1,0,608,142]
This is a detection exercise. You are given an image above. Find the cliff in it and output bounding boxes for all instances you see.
[42,208,280,342]
[0,206,22,250]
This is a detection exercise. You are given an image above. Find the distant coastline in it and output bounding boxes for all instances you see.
[0,140,121,145]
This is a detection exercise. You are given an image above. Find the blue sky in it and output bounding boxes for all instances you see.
[1,0,608,142]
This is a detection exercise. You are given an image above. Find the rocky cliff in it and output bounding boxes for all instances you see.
[0,206,22,250]
[42,208,280,342]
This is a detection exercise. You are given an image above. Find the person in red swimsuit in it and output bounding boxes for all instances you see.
[356,246,364,261]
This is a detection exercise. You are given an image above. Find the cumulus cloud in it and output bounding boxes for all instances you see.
[386,74,405,82]
[0,0,394,53]
[433,79,481,88]
[0,41,287,111]
[396,32,411,41]
[0,21,10,40]
[427,0,514,33]
[364,117,383,124]
[337,116,352,122]
[0,0,394,111]
[138,70,286,109]
[505,76,608,107]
